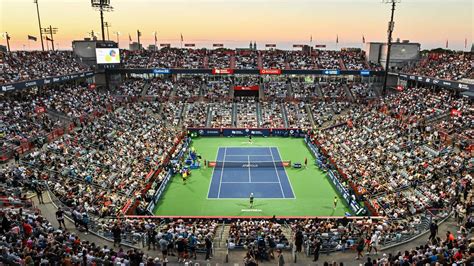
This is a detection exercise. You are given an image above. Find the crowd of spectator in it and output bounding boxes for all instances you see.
[315,87,472,220]
[285,102,312,129]
[320,82,349,99]
[228,219,289,249]
[0,51,89,84]
[261,102,286,128]
[119,48,387,72]
[402,52,473,81]
[348,82,375,99]
[264,80,288,99]
[235,98,259,128]
[17,101,184,217]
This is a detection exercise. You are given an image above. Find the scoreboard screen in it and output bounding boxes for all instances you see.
[96,48,120,64]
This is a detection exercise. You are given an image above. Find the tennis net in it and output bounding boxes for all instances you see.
[208,161,291,168]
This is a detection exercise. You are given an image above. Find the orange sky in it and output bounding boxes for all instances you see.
[0,0,472,50]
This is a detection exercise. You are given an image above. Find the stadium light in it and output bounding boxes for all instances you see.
[91,0,113,42]
[114,31,120,45]
[381,0,401,95]
[33,0,45,51]
[41,26,58,51]
[104,22,112,41]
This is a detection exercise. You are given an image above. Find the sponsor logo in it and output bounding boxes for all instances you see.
[250,130,263,135]
[153,69,171,74]
[433,80,439,84]
[360,70,370,76]
[409,75,415,80]
[212,68,233,75]
[458,83,469,90]
[323,70,340,75]
[260,69,281,75]
[198,130,204,135]
[2,85,15,91]
[25,81,37,87]
[43,79,51,84]
[53,77,60,82]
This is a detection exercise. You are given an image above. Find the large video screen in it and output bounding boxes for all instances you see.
[96,48,120,64]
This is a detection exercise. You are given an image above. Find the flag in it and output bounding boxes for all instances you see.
[45,36,52,41]
[445,39,448,48]
[336,35,339,44]
[465,38,467,49]
[310,35,312,43]
[128,34,132,42]
[28,35,37,41]
[137,30,141,37]
[180,33,183,42]
[154,33,157,42]
[362,35,365,43]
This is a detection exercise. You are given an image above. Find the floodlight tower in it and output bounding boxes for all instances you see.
[382,0,400,96]
[104,22,112,41]
[33,0,45,51]
[91,0,113,42]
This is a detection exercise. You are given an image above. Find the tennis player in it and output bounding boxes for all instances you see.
[333,196,338,209]
[249,193,254,208]
[248,134,252,144]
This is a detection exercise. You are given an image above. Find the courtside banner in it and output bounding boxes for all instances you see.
[188,128,221,136]
[265,44,276,47]
[212,68,234,75]
[1,71,94,92]
[234,85,259,91]
[184,43,195,47]
[260,69,281,75]
[213,43,224,47]
[222,128,270,137]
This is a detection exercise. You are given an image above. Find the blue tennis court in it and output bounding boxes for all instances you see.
[207,147,295,199]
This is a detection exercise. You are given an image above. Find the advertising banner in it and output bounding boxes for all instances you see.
[184,43,195,47]
[212,68,234,75]
[265,44,277,47]
[222,128,271,137]
[360,70,371,76]
[322,69,341,75]
[234,85,259,91]
[213,43,224,47]
[153,69,171,74]
[1,71,94,92]
[260,69,282,75]
[394,73,474,91]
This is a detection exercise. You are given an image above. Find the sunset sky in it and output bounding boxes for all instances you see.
[0,0,472,51]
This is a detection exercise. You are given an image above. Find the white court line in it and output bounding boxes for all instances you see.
[225,155,274,157]
[206,146,222,200]
[248,155,251,182]
[275,146,296,199]
[269,147,286,198]
[221,182,281,184]
[216,147,227,198]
